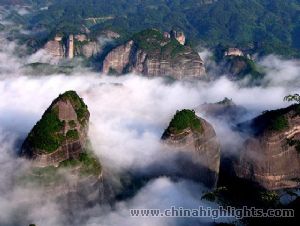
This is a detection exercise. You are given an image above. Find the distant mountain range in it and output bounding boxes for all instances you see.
[3,0,300,58]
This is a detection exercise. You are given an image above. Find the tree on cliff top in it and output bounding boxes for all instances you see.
[284,94,300,104]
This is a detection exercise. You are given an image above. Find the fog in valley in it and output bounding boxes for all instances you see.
[1,9,300,226]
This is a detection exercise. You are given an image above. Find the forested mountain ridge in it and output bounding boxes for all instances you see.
[0,0,300,57]
[4,0,299,58]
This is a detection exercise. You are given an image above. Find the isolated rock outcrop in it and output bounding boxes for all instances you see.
[162,109,220,187]
[236,104,300,190]
[103,29,206,79]
[199,97,247,124]
[19,91,114,205]
[21,90,90,167]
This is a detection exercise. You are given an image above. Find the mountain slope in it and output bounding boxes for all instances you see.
[102,29,205,79]
[18,0,300,57]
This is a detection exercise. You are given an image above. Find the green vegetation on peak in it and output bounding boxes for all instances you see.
[132,29,189,58]
[25,90,88,153]
[26,107,65,153]
[269,115,289,132]
[251,104,300,134]
[254,110,289,133]
[132,29,166,52]
[161,38,186,58]
[55,90,83,105]
[284,94,300,104]
[165,109,203,135]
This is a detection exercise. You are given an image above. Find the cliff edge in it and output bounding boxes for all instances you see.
[162,109,220,187]
[21,90,90,167]
[236,104,300,190]
[103,29,206,79]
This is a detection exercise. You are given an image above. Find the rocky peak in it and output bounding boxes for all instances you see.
[162,109,220,188]
[162,109,204,139]
[199,97,247,123]
[102,29,206,79]
[21,90,90,167]
[19,91,112,204]
[236,104,300,190]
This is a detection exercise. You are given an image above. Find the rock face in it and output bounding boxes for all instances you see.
[77,41,100,58]
[43,34,101,59]
[102,29,206,79]
[21,90,90,167]
[236,104,300,190]
[43,38,65,59]
[162,109,220,187]
[20,91,114,205]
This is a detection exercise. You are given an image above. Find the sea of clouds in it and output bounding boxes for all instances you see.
[1,8,300,225]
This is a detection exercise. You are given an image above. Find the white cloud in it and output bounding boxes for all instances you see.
[0,33,300,226]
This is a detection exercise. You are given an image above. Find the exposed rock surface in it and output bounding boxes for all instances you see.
[76,41,100,58]
[43,39,65,59]
[20,91,114,205]
[161,109,220,187]
[236,104,300,190]
[21,90,90,167]
[103,29,206,79]
[43,34,101,59]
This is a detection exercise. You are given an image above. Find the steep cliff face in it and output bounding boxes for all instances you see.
[162,109,220,187]
[103,29,206,79]
[236,104,300,190]
[21,90,90,167]
[43,39,65,59]
[43,35,101,59]
[20,91,112,204]
[76,41,100,58]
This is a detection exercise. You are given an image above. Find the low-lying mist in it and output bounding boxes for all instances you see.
[0,30,300,226]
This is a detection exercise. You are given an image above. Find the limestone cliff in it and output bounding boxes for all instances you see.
[102,29,206,79]
[161,109,220,187]
[236,104,300,190]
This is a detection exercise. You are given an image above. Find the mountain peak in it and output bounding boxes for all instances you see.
[21,90,90,167]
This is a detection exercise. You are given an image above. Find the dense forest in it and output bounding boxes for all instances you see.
[2,0,300,57]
